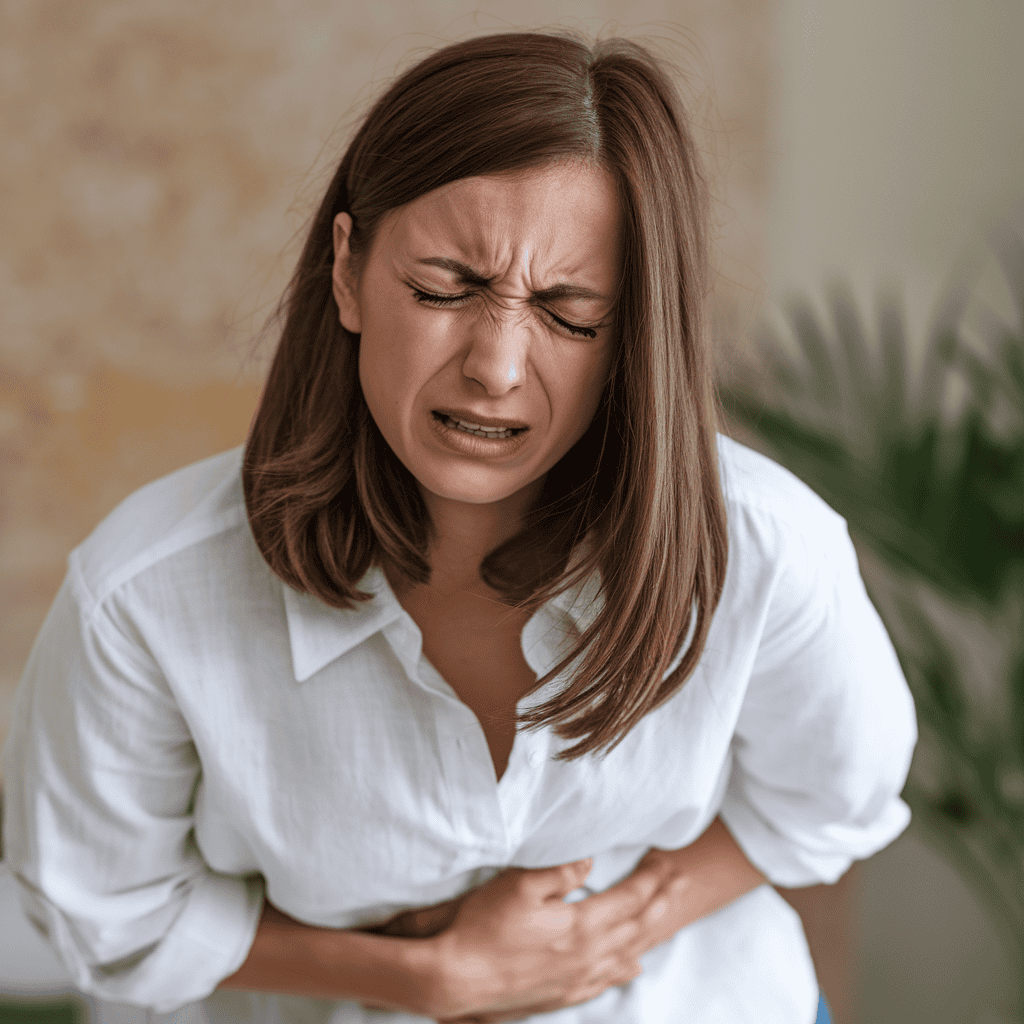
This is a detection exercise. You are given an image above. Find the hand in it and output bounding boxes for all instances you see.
[424,857,653,1023]
[375,818,765,1023]
[368,853,674,949]
[365,857,681,1023]
[363,892,471,940]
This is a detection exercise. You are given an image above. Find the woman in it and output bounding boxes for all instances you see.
[2,30,915,1024]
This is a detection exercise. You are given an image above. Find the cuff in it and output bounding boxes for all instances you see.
[719,792,912,887]
[50,871,265,1013]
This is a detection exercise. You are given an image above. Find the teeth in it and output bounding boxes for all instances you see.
[454,419,509,433]
[443,415,520,439]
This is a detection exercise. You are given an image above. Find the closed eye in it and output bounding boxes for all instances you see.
[411,288,473,308]
[410,288,598,339]
[537,308,598,339]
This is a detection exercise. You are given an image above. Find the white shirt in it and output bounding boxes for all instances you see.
[2,436,917,1024]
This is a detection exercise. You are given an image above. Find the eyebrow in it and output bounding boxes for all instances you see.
[414,256,611,303]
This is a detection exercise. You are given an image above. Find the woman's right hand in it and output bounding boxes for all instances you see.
[424,858,645,1023]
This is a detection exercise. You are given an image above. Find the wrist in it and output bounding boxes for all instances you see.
[400,931,455,1018]
[628,817,767,953]
[222,902,457,1013]
[657,817,768,925]
[337,930,453,1016]
[417,928,498,1020]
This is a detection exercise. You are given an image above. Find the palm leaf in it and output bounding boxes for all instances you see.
[720,240,1024,1005]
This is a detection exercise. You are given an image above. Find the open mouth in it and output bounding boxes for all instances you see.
[432,411,528,440]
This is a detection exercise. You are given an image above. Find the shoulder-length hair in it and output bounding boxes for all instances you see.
[244,31,728,760]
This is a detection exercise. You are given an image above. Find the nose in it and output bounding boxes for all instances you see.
[460,313,528,397]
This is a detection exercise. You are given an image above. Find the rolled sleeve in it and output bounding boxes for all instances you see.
[1,564,265,1011]
[719,518,918,887]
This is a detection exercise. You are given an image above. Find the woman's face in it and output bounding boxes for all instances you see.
[332,161,621,509]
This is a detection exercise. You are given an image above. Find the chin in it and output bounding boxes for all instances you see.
[417,467,538,507]
[424,482,527,506]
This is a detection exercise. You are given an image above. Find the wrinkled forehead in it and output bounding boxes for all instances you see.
[373,162,623,284]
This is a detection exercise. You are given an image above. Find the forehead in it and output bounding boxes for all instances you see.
[374,162,622,280]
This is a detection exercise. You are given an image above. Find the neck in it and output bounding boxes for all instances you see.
[417,478,544,593]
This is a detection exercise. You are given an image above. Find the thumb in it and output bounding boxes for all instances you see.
[547,857,593,896]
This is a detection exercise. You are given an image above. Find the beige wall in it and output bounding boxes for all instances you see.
[0,0,776,755]
[768,0,1024,335]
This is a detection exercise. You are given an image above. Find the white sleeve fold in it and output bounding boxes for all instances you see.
[718,520,918,887]
[10,865,264,1013]
[1,565,265,1011]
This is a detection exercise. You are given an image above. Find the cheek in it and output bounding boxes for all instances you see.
[357,338,406,444]
[545,365,609,456]
[569,349,614,422]
[358,304,409,399]
[357,307,445,435]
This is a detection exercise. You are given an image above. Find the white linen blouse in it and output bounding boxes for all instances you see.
[2,435,917,1024]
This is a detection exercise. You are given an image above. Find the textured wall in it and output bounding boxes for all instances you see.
[0,0,776,751]
[768,0,1024,338]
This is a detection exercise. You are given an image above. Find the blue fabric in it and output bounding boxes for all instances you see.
[816,993,833,1024]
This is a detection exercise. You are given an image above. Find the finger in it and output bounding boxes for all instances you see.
[572,880,659,935]
[443,961,640,1024]
[505,977,614,1017]
[515,857,592,901]
[444,958,645,1024]
[582,956,643,997]
[616,958,644,985]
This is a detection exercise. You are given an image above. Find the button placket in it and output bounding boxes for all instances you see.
[419,654,510,859]
[496,717,555,849]
[381,615,509,860]
[494,603,577,850]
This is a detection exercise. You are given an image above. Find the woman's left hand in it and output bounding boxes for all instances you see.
[361,852,683,1024]
[434,852,688,1024]
[365,818,766,1023]
[367,847,683,946]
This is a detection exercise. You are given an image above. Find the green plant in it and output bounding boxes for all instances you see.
[0,1000,82,1024]
[720,236,1024,999]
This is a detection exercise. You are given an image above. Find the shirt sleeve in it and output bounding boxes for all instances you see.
[1,560,265,1013]
[718,511,918,887]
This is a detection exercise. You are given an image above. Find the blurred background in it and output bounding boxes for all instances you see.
[1,1,1022,1022]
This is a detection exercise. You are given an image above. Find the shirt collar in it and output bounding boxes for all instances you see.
[282,558,606,683]
[283,566,406,682]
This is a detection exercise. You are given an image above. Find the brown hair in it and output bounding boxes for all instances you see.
[244,31,727,759]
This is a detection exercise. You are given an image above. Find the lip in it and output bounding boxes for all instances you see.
[429,410,532,458]
[432,407,530,431]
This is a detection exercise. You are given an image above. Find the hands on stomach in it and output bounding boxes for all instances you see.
[364,850,685,1024]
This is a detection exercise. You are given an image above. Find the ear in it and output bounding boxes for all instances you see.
[332,212,362,334]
